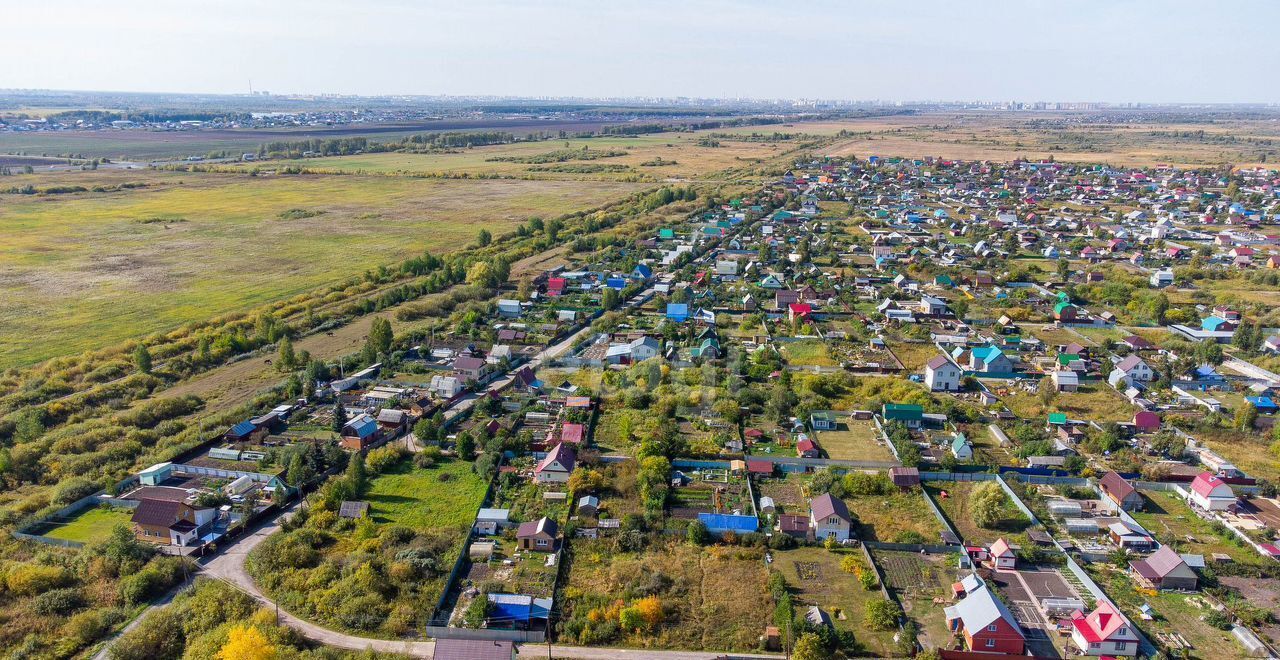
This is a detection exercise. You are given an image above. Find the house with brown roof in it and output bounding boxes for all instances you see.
[516,516,558,552]
[1129,545,1197,591]
[1099,471,1143,511]
[131,499,215,547]
[809,493,852,542]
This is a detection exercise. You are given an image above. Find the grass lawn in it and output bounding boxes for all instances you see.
[773,546,899,656]
[1003,383,1136,423]
[871,549,960,651]
[849,487,946,544]
[924,480,1031,546]
[366,456,488,529]
[815,420,895,462]
[41,505,134,545]
[780,339,838,367]
[887,340,941,372]
[561,540,772,652]
[1132,490,1268,566]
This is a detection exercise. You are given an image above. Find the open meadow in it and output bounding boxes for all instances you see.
[815,112,1280,168]
[0,168,642,367]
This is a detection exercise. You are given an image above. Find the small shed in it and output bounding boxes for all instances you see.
[889,466,921,489]
[338,501,370,519]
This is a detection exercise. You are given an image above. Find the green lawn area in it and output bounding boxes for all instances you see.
[815,420,895,462]
[1132,490,1268,566]
[41,505,134,545]
[848,487,946,544]
[773,547,899,656]
[924,480,1031,546]
[1003,383,1136,423]
[886,340,939,371]
[366,457,488,529]
[780,339,838,367]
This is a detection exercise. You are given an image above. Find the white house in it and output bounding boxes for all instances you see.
[629,336,661,362]
[535,443,576,484]
[429,374,464,398]
[1149,269,1174,288]
[474,508,511,535]
[1113,355,1154,382]
[1069,601,1139,656]
[808,493,852,542]
[1187,472,1235,511]
[925,355,963,391]
[496,299,522,318]
[989,538,1017,569]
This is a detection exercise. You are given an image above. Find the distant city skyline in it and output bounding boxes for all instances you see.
[4,0,1279,103]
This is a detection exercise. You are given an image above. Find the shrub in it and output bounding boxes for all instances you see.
[33,586,86,615]
[865,598,901,631]
[5,563,74,596]
[366,444,407,474]
[52,477,99,505]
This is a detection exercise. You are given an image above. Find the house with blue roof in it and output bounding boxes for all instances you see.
[951,433,974,460]
[340,413,381,450]
[630,264,652,281]
[486,594,552,629]
[224,420,264,443]
[698,512,759,534]
[1246,396,1278,413]
[665,303,689,323]
[1201,316,1235,332]
[968,345,1014,373]
[605,276,627,290]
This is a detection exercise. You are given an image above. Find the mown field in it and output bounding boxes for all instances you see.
[0,168,642,367]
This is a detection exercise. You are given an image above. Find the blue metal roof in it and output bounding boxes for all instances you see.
[229,421,256,436]
[698,513,758,533]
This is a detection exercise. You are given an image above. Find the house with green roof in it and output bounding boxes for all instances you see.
[658,228,675,240]
[1053,301,1078,322]
[1047,413,1068,426]
[883,403,924,428]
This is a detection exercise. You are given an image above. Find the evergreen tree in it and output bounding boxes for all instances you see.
[133,344,152,374]
[332,401,347,434]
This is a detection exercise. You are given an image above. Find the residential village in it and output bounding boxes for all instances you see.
[30,155,1280,660]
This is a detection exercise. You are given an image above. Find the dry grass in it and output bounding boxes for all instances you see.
[0,169,640,367]
[773,546,899,656]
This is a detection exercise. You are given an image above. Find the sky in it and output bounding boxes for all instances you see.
[3,0,1279,103]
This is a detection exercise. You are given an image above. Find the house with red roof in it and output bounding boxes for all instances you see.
[1068,601,1138,656]
[1187,472,1235,511]
[788,303,812,323]
[1132,410,1160,434]
[559,422,584,446]
[535,443,575,484]
[546,277,566,296]
[988,538,1017,569]
[944,585,1026,654]
[795,435,820,458]
[745,458,773,476]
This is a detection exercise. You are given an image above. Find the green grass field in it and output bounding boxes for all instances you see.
[0,169,641,367]
[773,547,899,656]
[815,421,895,462]
[780,339,838,366]
[41,505,134,544]
[365,457,487,529]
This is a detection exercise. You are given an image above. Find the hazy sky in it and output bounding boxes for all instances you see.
[4,0,1279,102]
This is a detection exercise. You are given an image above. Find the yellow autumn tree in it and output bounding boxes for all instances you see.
[218,624,276,660]
[634,595,664,630]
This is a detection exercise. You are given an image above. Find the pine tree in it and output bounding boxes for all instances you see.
[332,401,347,434]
